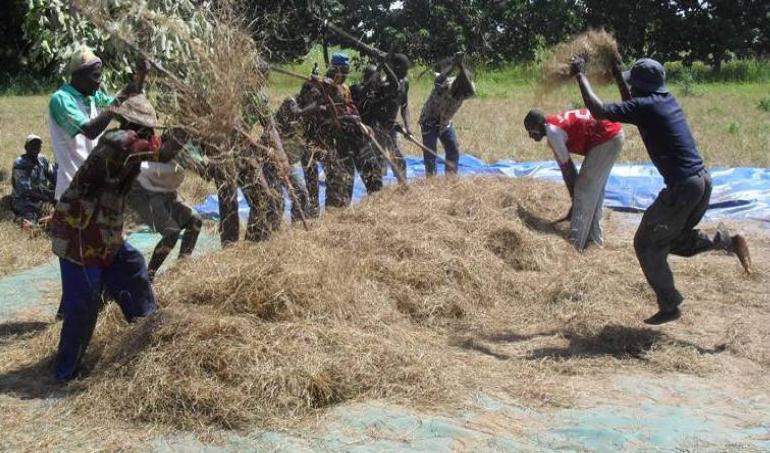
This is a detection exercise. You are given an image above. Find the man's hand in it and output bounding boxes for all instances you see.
[569,56,586,76]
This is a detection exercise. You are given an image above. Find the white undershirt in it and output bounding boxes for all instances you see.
[136,162,185,193]
[545,124,570,165]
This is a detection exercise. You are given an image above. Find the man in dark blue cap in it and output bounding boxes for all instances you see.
[570,57,752,325]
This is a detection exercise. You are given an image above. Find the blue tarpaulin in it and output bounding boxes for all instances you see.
[195,155,770,225]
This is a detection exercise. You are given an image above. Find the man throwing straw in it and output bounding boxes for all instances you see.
[570,56,752,325]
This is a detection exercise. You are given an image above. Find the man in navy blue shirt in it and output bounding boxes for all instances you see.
[570,57,752,325]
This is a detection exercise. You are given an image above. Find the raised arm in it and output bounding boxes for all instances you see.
[435,55,459,85]
[571,57,610,120]
[611,59,632,102]
[452,58,476,99]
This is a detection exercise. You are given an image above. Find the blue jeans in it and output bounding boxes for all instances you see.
[55,242,157,381]
[422,125,460,176]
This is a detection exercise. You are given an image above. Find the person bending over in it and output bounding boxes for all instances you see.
[50,95,184,381]
[126,158,203,282]
[524,108,624,250]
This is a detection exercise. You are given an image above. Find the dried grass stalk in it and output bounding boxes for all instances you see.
[77,0,289,206]
[541,29,621,90]
[34,177,736,429]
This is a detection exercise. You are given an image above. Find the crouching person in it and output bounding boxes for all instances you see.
[524,108,624,250]
[50,95,183,382]
[127,158,203,281]
[11,134,56,226]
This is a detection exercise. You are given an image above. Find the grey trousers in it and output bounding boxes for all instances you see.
[569,133,624,250]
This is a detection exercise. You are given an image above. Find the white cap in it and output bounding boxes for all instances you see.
[25,134,42,145]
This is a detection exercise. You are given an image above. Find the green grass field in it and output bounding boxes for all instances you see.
[0,74,769,276]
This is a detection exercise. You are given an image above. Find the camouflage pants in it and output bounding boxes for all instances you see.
[323,129,383,209]
[212,166,241,246]
[239,161,285,243]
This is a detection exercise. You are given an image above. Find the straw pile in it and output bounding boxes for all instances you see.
[32,176,753,431]
[5,177,765,432]
[541,29,622,89]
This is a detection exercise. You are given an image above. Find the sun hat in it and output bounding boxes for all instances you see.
[623,58,668,94]
[109,94,159,128]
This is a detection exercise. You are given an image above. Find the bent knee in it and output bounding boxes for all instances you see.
[188,212,203,229]
[160,227,182,240]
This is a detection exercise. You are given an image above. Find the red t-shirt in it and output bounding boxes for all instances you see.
[545,109,622,155]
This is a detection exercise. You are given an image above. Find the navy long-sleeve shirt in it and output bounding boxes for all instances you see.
[602,93,704,186]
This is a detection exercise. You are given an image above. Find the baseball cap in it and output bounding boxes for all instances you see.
[331,52,350,67]
[25,134,42,145]
[623,58,668,94]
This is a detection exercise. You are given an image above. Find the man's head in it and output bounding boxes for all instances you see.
[524,109,547,142]
[67,46,103,96]
[623,58,668,97]
[24,134,43,157]
[328,52,351,84]
[389,53,410,80]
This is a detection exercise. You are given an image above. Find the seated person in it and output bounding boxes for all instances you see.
[11,134,56,225]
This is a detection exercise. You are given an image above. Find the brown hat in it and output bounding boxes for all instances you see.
[110,94,159,128]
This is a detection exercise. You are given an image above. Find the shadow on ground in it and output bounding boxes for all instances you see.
[0,320,49,343]
[453,325,728,361]
[0,320,71,399]
[516,206,568,238]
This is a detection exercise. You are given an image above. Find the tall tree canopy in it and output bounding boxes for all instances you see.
[2,0,769,81]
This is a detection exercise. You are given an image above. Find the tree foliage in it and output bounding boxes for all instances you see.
[4,0,770,81]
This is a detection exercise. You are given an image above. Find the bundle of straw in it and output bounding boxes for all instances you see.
[77,1,268,158]
[541,29,622,90]
[75,0,297,214]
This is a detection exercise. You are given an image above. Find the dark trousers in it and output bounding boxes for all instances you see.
[56,243,156,381]
[324,132,383,209]
[212,161,285,245]
[12,199,45,223]
[422,125,460,176]
[213,168,240,246]
[634,172,725,311]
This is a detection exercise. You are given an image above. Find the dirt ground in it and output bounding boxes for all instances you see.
[0,193,767,451]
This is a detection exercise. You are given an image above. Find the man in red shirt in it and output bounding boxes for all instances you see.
[524,108,624,250]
